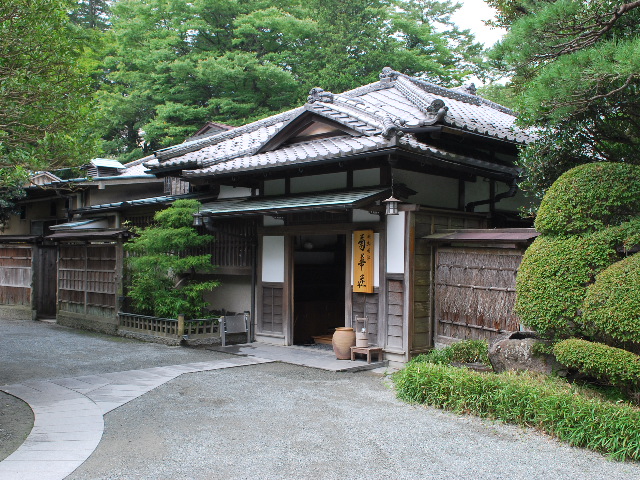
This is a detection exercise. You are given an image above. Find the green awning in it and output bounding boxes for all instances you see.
[199,187,406,217]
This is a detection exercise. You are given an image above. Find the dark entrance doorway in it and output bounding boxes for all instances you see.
[293,234,346,344]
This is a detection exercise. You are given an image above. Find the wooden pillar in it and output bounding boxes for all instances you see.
[83,244,88,315]
[178,313,185,337]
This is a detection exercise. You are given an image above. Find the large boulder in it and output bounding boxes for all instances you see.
[488,332,563,375]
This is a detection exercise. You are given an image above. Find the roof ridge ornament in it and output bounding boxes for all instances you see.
[423,99,449,126]
[307,87,334,104]
[379,67,400,84]
[381,116,405,139]
[461,83,477,95]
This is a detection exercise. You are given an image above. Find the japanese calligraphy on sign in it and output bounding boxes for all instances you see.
[353,230,374,293]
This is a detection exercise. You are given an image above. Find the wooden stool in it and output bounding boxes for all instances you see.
[350,346,383,363]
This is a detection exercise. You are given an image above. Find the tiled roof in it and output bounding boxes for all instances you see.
[149,68,533,178]
[185,135,390,178]
[90,158,124,169]
[120,155,156,177]
[398,135,520,176]
[72,193,214,214]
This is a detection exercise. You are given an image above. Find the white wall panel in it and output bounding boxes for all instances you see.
[262,236,285,282]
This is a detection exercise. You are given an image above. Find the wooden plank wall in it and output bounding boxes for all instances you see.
[260,283,283,334]
[193,219,256,271]
[0,245,32,306]
[58,243,117,317]
[35,246,57,316]
[435,246,523,343]
[352,291,379,345]
[386,279,403,351]
[412,211,486,353]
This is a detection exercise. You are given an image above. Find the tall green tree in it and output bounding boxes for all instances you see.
[124,200,219,319]
[69,0,111,30]
[93,0,484,161]
[486,0,640,207]
[0,0,97,222]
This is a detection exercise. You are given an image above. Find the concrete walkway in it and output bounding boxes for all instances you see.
[209,343,388,372]
[0,357,273,480]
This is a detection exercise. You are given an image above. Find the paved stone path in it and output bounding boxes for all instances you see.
[209,343,388,372]
[0,357,273,480]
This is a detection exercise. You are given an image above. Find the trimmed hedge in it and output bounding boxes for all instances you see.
[582,253,640,343]
[554,339,640,392]
[535,163,640,235]
[515,234,617,337]
[394,362,640,460]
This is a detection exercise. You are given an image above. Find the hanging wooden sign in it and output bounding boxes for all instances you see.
[353,229,374,293]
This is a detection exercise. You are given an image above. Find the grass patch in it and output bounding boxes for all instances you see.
[393,361,640,461]
[413,339,490,366]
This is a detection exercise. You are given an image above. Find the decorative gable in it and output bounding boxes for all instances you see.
[257,111,363,154]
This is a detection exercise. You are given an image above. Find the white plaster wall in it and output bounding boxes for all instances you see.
[263,216,285,226]
[203,275,251,314]
[353,168,380,187]
[262,236,285,282]
[352,209,380,223]
[386,212,405,274]
[350,232,380,288]
[393,169,458,208]
[3,199,65,235]
[464,178,530,214]
[89,182,163,205]
[264,179,285,195]
[218,185,252,199]
[374,232,380,287]
[464,178,492,213]
[494,184,534,212]
[291,172,347,193]
[2,215,29,235]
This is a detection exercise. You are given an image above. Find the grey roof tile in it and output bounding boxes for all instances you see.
[151,70,533,177]
[184,135,389,178]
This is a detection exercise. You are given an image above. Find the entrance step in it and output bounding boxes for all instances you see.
[207,343,388,372]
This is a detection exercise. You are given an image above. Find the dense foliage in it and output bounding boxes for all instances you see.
[535,163,640,235]
[412,339,490,365]
[0,0,97,221]
[554,339,640,396]
[516,163,640,341]
[393,361,640,460]
[85,0,485,161]
[515,163,640,405]
[484,0,640,204]
[514,234,618,338]
[124,200,219,319]
[582,253,640,344]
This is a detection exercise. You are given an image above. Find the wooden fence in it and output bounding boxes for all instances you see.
[0,245,32,306]
[58,243,119,317]
[117,312,220,342]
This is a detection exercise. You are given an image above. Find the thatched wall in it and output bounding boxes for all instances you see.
[435,246,524,344]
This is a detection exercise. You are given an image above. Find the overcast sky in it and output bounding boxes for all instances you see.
[451,0,506,46]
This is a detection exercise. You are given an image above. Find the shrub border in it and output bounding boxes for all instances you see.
[393,361,640,461]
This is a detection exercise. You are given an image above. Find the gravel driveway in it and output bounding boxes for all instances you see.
[2,319,640,479]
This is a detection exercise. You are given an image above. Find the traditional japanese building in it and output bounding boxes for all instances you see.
[144,68,536,364]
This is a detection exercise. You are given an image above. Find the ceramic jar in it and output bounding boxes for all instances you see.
[332,327,356,360]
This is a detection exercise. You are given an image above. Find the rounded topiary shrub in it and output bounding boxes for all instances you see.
[515,234,618,338]
[535,163,640,235]
[554,338,640,400]
[582,253,640,344]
